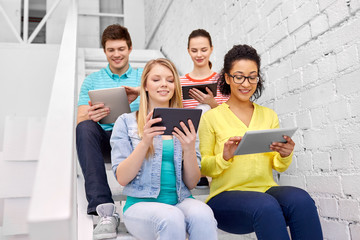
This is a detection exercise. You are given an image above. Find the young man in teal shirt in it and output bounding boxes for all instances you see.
[76,24,142,239]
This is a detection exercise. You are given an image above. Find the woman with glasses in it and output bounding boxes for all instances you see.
[198,45,323,240]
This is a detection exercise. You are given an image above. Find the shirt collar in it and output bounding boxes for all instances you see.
[105,64,133,79]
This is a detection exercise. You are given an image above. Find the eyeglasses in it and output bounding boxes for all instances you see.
[227,74,259,84]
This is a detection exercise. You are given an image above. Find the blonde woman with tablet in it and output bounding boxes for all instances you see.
[111,58,217,240]
[198,45,323,240]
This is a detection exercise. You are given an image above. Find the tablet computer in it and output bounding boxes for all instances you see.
[88,87,130,124]
[152,108,202,135]
[182,82,218,100]
[234,127,298,155]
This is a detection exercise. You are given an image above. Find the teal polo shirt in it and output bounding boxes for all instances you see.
[78,64,143,131]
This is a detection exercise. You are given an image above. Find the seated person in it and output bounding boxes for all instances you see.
[198,44,323,240]
[110,58,218,240]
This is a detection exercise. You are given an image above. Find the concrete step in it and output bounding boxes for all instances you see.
[2,198,30,236]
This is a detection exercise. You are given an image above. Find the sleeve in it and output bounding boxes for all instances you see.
[270,110,293,172]
[110,115,133,176]
[198,114,232,178]
[195,134,201,168]
[78,75,92,106]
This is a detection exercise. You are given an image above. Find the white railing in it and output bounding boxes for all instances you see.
[27,0,78,239]
[0,0,63,44]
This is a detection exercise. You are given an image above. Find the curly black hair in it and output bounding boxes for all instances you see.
[218,44,264,100]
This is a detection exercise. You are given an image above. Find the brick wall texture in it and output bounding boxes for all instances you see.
[144,0,360,239]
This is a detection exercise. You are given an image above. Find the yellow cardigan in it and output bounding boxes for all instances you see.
[199,103,293,202]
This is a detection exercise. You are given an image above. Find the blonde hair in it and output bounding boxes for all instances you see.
[137,58,183,157]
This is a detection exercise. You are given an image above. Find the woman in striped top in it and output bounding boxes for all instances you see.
[181,29,228,110]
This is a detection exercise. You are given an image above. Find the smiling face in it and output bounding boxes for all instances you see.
[188,36,213,68]
[145,64,175,108]
[104,39,132,76]
[225,59,259,104]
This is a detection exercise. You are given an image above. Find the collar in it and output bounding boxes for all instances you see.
[105,64,133,79]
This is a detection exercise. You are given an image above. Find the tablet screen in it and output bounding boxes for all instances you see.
[152,108,202,135]
[182,83,218,100]
[234,127,298,155]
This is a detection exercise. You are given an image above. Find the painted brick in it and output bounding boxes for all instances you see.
[320,219,350,240]
[278,174,306,189]
[342,175,360,198]
[291,40,323,68]
[275,77,289,98]
[302,64,319,86]
[339,199,360,221]
[350,0,360,13]
[287,71,302,91]
[318,198,338,218]
[337,45,359,72]
[351,148,360,169]
[279,115,296,128]
[268,7,282,29]
[301,82,335,109]
[350,95,360,117]
[259,0,281,17]
[296,151,312,171]
[317,54,338,81]
[306,175,342,194]
[279,36,296,57]
[326,0,350,28]
[340,123,360,146]
[318,0,337,11]
[310,107,327,128]
[296,110,311,130]
[287,1,318,33]
[313,152,331,171]
[264,21,288,48]
[304,126,339,149]
[280,0,295,20]
[267,59,293,81]
[331,149,351,171]
[328,99,350,121]
[350,223,360,240]
[274,94,300,115]
[294,24,312,48]
[269,43,282,64]
[310,14,329,37]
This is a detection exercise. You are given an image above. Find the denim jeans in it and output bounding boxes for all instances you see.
[207,186,323,240]
[76,120,114,215]
[123,198,218,240]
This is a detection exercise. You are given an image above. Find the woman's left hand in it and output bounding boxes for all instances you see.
[189,87,218,108]
[172,119,196,152]
[270,135,295,158]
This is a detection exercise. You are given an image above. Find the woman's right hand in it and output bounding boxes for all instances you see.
[223,136,242,161]
[141,111,166,146]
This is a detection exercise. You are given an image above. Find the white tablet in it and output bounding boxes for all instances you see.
[234,127,298,155]
[88,87,131,124]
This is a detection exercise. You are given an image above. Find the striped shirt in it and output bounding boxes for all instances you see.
[78,64,143,131]
[180,72,228,109]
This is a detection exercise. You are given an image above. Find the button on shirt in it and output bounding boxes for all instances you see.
[78,64,143,131]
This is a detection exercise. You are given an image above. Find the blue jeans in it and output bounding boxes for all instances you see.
[123,198,218,240]
[76,120,114,215]
[207,186,323,240]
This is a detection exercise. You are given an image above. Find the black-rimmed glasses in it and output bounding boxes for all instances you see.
[227,74,259,84]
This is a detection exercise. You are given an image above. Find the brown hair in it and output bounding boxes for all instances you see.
[187,29,213,69]
[101,24,132,49]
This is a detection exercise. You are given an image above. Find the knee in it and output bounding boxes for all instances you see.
[158,207,186,232]
[290,188,316,210]
[187,203,217,226]
[76,120,101,140]
[255,195,283,218]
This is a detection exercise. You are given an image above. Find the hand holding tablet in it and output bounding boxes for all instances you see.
[152,108,202,135]
[182,83,217,100]
[233,127,298,155]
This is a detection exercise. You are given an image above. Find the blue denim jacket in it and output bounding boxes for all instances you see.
[110,111,201,202]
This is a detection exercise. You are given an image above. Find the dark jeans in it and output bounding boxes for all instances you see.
[76,120,114,215]
[207,186,323,240]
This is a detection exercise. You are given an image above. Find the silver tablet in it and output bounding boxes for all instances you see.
[88,87,130,124]
[234,127,298,155]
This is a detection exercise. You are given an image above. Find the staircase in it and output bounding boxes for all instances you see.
[76,48,257,240]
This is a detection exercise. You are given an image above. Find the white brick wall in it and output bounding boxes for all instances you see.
[144,0,360,239]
